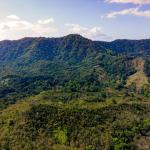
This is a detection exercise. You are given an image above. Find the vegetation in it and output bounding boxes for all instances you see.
[0,91,150,149]
[0,34,150,149]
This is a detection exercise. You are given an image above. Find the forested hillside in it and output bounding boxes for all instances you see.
[0,34,150,149]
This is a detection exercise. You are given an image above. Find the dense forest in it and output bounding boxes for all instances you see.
[0,34,150,150]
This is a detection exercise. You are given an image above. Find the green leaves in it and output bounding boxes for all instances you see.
[54,128,68,144]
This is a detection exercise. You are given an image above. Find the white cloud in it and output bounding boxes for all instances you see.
[0,15,58,40]
[106,0,150,4]
[105,7,150,18]
[0,15,111,41]
[38,18,54,24]
[65,24,110,40]
[7,14,20,20]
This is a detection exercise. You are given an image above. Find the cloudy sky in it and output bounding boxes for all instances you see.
[0,0,150,41]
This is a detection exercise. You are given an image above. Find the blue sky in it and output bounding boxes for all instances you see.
[0,0,150,41]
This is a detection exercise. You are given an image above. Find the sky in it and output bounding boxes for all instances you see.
[0,0,150,41]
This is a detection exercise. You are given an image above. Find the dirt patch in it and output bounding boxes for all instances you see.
[126,58,149,89]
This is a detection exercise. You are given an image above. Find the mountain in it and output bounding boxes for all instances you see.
[96,39,150,55]
[0,34,150,108]
[0,34,150,150]
[0,34,96,63]
[0,34,150,63]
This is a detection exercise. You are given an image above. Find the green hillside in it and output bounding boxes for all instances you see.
[1,34,150,108]
[0,34,150,149]
[1,90,150,150]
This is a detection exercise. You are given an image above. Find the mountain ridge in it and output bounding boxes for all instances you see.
[0,34,149,109]
[1,34,150,42]
[0,34,150,63]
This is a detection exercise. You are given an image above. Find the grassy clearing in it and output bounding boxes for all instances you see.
[126,57,149,89]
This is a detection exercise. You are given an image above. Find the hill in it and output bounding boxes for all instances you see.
[0,34,149,108]
[0,34,150,149]
[1,90,150,150]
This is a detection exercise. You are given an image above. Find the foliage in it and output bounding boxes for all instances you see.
[0,34,150,149]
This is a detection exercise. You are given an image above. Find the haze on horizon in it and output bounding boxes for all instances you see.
[0,0,150,41]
